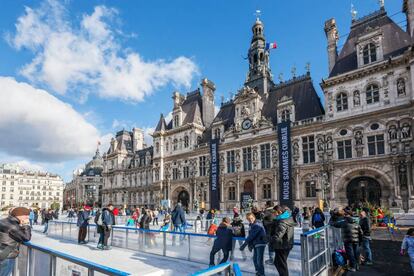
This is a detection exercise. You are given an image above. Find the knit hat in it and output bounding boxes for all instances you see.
[11,207,30,217]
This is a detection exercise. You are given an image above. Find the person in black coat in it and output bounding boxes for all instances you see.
[331,209,363,272]
[77,207,90,244]
[359,210,372,265]
[0,207,31,276]
[209,217,233,266]
[230,214,246,260]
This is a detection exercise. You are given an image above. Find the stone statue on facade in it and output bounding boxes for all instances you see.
[354,131,363,145]
[326,136,333,150]
[353,91,360,106]
[401,123,411,139]
[389,125,398,140]
[293,141,299,156]
[317,138,324,151]
[397,78,406,96]
[241,105,250,116]
[399,161,408,189]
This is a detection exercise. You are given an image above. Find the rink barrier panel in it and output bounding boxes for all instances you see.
[13,241,130,276]
[47,220,302,274]
[300,225,343,276]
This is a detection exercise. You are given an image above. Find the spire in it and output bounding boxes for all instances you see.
[351,4,358,21]
[155,113,167,132]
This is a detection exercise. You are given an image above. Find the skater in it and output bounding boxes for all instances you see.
[209,217,233,266]
[240,213,267,276]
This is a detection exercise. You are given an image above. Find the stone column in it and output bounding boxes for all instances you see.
[236,175,241,202]
[273,171,278,203]
[254,173,258,201]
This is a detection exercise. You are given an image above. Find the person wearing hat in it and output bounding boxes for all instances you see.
[0,207,32,276]
[77,206,91,244]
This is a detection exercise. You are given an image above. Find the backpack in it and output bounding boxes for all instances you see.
[95,211,103,226]
[333,250,346,267]
[314,213,323,223]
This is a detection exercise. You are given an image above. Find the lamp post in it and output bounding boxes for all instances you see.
[316,134,333,210]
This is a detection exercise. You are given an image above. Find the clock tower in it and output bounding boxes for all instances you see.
[245,17,274,96]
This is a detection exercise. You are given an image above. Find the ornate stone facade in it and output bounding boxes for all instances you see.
[102,3,414,212]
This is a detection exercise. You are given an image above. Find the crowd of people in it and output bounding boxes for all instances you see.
[4,201,414,275]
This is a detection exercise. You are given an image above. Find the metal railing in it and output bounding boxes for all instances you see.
[47,221,302,275]
[300,225,343,276]
[12,241,130,276]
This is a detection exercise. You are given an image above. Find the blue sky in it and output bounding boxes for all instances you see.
[0,0,407,181]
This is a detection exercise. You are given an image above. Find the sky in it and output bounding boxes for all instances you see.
[0,0,407,182]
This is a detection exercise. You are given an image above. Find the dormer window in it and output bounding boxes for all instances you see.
[366,84,380,104]
[174,115,179,128]
[336,92,348,111]
[281,109,291,122]
[363,43,377,65]
[214,128,221,139]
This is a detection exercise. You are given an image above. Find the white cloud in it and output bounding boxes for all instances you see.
[8,1,199,102]
[0,76,100,162]
[12,160,45,172]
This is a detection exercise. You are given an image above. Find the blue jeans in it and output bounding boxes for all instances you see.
[253,245,265,276]
[173,225,185,243]
[268,243,275,259]
[43,222,49,233]
[0,258,15,276]
[361,237,372,262]
[344,242,360,269]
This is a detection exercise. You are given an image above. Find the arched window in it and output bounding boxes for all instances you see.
[366,84,380,104]
[165,142,169,152]
[336,92,348,111]
[173,139,178,151]
[281,109,290,122]
[155,142,160,153]
[174,115,179,127]
[254,53,258,63]
[197,136,202,145]
[184,136,189,148]
[363,43,377,65]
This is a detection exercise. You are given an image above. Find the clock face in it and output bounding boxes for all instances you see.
[242,119,252,130]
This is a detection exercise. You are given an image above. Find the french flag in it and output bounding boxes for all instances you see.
[266,42,277,50]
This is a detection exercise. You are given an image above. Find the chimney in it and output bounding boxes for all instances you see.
[403,0,414,37]
[201,78,216,128]
[132,128,144,151]
[324,18,339,73]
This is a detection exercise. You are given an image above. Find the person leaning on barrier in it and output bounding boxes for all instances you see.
[240,212,267,276]
[0,207,32,276]
[230,214,247,261]
[262,200,275,265]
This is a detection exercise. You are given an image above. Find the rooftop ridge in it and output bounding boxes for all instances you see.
[351,9,386,29]
[274,74,310,90]
[221,99,234,107]
[186,88,200,97]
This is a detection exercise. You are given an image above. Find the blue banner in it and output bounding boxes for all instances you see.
[209,139,220,210]
[278,121,293,209]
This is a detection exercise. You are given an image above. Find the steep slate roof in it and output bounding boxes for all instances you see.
[213,74,324,129]
[264,75,325,125]
[155,114,167,132]
[329,9,412,77]
[213,101,235,131]
[165,89,204,130]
